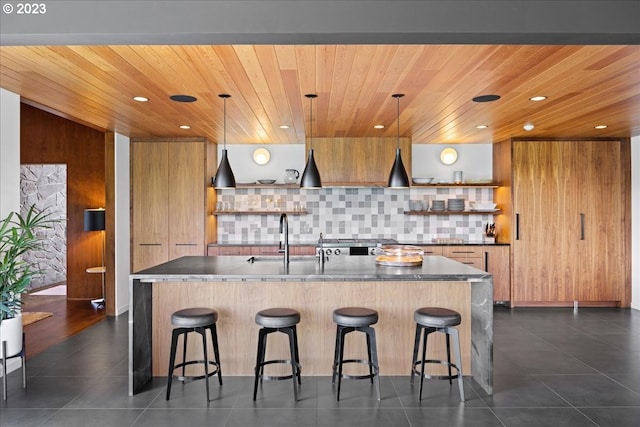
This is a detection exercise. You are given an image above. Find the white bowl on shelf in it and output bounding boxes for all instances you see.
[412,177,434,184]
[471,202,497,211]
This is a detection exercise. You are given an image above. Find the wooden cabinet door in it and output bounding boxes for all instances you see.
[574,141,626,303]
[132,141,169,272]
[484,246,510,303]
[168,142,205,259]
[512,141,578,304]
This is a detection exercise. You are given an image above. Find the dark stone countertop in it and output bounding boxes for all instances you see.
[131,255,491,283]
[207,241,509,247]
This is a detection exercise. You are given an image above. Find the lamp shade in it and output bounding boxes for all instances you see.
[84,208,105,231]
[300,149,322,188]
[388,148,410,188]
[213,149,236,188]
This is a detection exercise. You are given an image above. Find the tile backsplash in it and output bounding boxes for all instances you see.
[216,187,497,243]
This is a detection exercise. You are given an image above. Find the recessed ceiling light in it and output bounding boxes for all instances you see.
[594,125,608,129]
[523,123,535,131]
[529,96,547,102]
[169,94,197,103]
[279,125,290,129]
[472,94,501,103]
[476,125,489,129]
[179,125,191,129]
[374,124,385,129]
[133,96,149,102]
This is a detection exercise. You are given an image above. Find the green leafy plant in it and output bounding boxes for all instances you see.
[0,205,54,321]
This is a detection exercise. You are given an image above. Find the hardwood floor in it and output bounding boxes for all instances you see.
[21,293,106,358]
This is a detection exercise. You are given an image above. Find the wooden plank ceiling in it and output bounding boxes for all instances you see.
[1,44,638,144]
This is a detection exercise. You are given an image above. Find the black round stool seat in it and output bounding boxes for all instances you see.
[414,307,461,328]
[255,308,300,328]
[333,307,378,327]
[171,307,218,328]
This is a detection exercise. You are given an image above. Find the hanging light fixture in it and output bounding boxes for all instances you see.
[388,93,410,188]
[213,93,236,188]
[300,93,322,188]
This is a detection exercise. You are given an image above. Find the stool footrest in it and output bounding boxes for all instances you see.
[172,360,220,383]
[333,358,379,380]
[412,360,461,381]
[256,359,302,382]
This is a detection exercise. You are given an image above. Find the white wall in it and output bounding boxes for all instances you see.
[0,88,20,218]
[412,144,493,182]
[219,143,494,184]
[632,136,639,311]
[114,133,130,315]
[0,88,21,374]
[218,144,306,184]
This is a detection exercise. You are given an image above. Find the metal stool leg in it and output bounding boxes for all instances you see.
[292,325,302,385]
[285,327,299,401]
[253,328,267,400]
[418,326,429,401]
[166,329,180,400]
[209,324,223,386]
[445,331,453,385]
[198,327,210,402]
[410,324,422,383]
[449,327,465,402]
[364,326,381,401]
[331,325,341,384]
[336,326,348,401]
[366,331,374,384]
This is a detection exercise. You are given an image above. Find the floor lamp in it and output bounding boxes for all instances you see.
[84,208,105,308]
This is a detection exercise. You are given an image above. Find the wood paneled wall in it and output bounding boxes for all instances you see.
[20,103,106,300]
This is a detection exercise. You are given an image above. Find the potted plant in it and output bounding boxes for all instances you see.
[1,205,52,361]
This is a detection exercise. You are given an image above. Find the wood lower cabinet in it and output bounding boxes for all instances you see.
[483,246,510,303]
[131,138,216,272]
[443,246,483,269]
[495,139,630,307]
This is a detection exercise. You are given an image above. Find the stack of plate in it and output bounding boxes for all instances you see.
[447,198,465,212]
[431,200,445,212]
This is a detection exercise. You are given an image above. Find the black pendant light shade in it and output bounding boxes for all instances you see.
[213,149,236,188]
[300,93,322,188]
[387,93,410,188]
[388,148,409,188]
[213,93,236,188]
[300,149,321,188]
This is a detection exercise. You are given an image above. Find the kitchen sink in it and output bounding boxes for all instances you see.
[246,255,318,263]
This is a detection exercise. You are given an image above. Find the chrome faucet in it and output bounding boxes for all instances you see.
[317,232,326,266]
[279,213,290,264]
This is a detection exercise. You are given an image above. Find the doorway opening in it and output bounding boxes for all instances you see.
[20,164,67,295]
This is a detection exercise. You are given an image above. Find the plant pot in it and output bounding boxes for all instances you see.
[0,314,23,358]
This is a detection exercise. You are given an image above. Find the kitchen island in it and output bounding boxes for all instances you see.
[129,255,493,396]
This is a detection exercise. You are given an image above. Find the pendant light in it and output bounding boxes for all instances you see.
[300,93,322,188]
[388,93,410,188]
[213,93,236,188]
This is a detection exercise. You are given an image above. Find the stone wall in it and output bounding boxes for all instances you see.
[20,164,67,289]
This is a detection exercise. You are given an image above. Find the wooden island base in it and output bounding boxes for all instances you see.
[151,280,472,378]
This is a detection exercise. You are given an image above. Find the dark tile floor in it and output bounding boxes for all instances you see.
[2,307,639,426]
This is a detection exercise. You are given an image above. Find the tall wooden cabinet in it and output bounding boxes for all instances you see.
[131,138,217,272]
[494,139,630,307]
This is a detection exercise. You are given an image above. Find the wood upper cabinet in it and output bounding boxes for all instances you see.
[131,141,169,271]
[310,137,411,185]
[504,139,630,307]
[131,138,216,272]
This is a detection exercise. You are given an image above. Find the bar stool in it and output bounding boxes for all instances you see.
[166,307,222,402]
[253,308,302,401]
[410,307,465,402]
[332,307,381,401]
